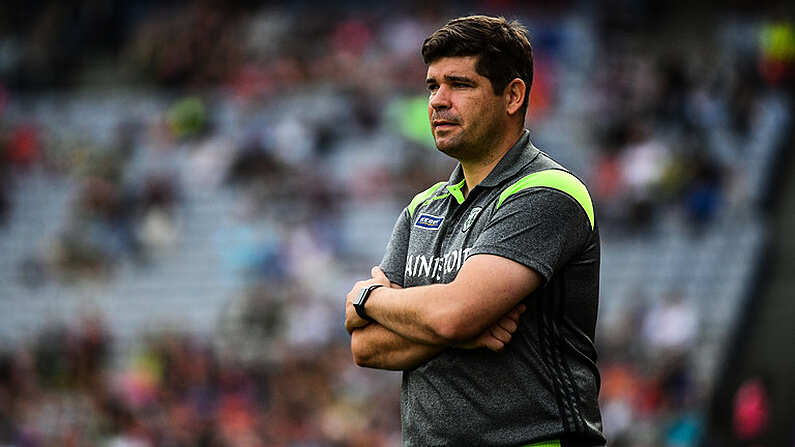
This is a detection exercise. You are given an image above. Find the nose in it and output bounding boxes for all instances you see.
[429,84,451,111]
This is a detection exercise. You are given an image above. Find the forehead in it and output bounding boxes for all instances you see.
[426,56,482,79]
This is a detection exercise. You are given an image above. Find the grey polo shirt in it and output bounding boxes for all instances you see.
[380,130,606,446]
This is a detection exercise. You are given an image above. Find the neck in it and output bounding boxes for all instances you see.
[459,127,524,198]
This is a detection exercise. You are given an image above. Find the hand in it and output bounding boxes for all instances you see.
[345,266,392,334]
[456,303,526,352]
[370,265,401,289]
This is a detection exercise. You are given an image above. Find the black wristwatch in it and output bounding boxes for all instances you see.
[353,284,383,322]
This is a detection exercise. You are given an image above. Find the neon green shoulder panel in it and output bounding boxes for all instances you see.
[496,169,595,230]
[407,181,447,217]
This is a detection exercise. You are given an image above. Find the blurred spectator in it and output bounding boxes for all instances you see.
[642,292,699,357]
[733,377,770,441]
[136,174,181,254]
[5,124,41,168]
[0,144,9,225]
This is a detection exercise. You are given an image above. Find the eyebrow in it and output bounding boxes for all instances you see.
[426,74,476,85]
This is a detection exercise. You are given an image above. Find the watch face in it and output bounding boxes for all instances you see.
[354,287,368,305]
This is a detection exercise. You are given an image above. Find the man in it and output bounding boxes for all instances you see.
[345,15,606,446]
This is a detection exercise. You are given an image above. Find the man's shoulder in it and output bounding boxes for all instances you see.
[499,162,595,231]
[406,180,448,218]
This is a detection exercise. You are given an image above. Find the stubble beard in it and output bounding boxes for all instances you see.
[435,131,472,160]
[434,119,501,163]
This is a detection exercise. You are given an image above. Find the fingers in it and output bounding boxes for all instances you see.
[347,278,379,299]
[344,275,386,334]
[346,315,369,333]
[483,303,526,351]
[482,336,505,352]
[345,282,372,334]
[458,303,526,352]
[497,305,523,327]
[483,324,515,352]
[346,318,369,334]
[370,266,389,284]
[489,325,512,344]
[496,317,518,334]
[345,297,369,334]
[496,303,526,333]
[506,304,526,321]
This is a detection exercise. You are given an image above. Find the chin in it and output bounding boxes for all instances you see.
[434,133,460,153]
[434,138,453,152]
[435,141,464,159]
[435,129,471,153]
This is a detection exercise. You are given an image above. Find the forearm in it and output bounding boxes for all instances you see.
[346,257,539,354]
[362,256,541,345]
[351,322,445,371]
[365,283,485,345]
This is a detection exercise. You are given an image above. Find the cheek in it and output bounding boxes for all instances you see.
[478,98,503,120]
[461,98,488,123]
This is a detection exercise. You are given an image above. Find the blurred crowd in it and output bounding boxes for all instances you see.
[0,318,402,446]
[0,1,793,446]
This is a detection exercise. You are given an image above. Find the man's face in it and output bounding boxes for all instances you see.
[426,56,506,160]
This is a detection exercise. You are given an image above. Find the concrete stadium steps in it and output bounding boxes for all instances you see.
[0,170,241,343]
[599,219,765,382]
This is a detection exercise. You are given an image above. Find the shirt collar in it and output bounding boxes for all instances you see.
[447,129,539,189]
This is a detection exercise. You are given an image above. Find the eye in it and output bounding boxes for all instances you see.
[427,84,439,92]
[453,82,471,89]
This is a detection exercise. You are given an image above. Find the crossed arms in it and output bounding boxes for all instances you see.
[345,254,543,370]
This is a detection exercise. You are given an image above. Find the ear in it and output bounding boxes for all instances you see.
[505,78,526,116]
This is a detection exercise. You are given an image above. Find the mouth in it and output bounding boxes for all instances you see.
[433,121,459,130]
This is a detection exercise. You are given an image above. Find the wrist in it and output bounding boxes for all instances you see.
[354,284,383,322]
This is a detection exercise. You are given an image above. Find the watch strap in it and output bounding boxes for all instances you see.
[354,284,383,322]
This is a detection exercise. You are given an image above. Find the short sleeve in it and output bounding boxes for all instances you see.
[467,189,593,283]
[379,209,411,287]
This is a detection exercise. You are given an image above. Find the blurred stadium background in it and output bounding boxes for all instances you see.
[0,1,794,446]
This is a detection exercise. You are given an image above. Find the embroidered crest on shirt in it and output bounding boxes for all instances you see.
[462,207,482,233]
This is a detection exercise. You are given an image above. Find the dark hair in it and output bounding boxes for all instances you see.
[422,15,534,116]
